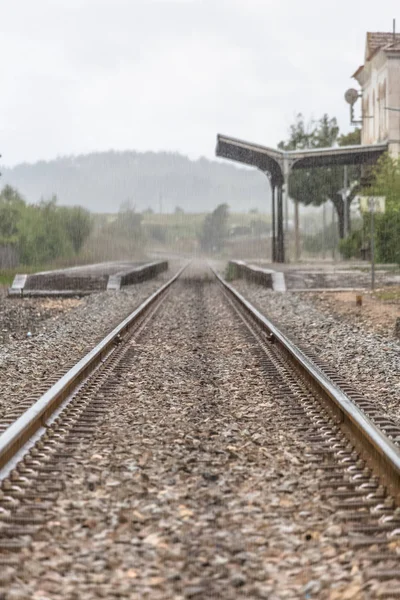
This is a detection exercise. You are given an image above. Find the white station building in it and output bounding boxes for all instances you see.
[353,31,400,157]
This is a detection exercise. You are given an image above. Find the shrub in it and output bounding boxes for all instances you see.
[339,229,363,259]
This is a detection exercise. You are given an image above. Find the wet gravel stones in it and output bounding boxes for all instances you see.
[232,281,400,428]
[0,263,181,421]
[307,290,400,338]
[3,272,377,599]
[0,290,80,343]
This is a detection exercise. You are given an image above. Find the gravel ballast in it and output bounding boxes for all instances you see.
[231,280,400,428]
[0,261,182,423]
[2,270,380,599]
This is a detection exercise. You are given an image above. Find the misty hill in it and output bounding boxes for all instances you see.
[1,151,272,214]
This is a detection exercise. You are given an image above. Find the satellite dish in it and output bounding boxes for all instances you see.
[344,88,359,105]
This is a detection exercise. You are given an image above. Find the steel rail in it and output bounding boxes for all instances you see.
[212,268,400,502]
[0,264,188,471]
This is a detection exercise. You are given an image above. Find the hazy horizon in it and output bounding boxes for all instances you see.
[1,0,398,166]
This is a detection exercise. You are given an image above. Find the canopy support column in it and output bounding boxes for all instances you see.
[276,185,285,263]
[284,155,289,234]
[271,185,276,262]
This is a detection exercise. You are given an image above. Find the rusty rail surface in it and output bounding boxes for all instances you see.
[213,268,400,502]
[0,264,187,473]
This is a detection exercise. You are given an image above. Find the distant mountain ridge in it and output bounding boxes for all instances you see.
[0,151,271,214]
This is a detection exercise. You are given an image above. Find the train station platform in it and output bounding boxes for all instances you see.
[228,260,400,291]
[8,260,168,297]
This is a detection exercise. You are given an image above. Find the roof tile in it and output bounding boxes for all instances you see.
[366,31,400,60]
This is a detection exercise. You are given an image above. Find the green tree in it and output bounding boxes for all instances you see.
[103,202,144,248]
[364,153,400,264]
[0,186,93,266]
[250,219,270,236]
[146,224,167,244]
[338,128,361,147]
[18,196,74,265]
[339,153,400,263]
[366,152,400,212]
[0,185,25,242]
[375,212,400,263]
[114,202,143,236]
[60,206,92,253]
[278,113,316,151]
[278,115,360,238]
[200,203,229,252]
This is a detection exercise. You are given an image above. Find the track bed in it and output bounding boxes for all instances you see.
[1,265,399,598]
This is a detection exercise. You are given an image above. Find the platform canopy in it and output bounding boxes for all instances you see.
[215,133,388,264]
[216,134,388,184]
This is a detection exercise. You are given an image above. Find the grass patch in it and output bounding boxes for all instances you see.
[0,272,14,286]
[373,287,400,302]
[0,265,48,286]
[350,264,400,273]
[0,259,90,287]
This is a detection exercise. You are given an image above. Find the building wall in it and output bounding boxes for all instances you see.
[358,50,400,157]
[387,57,400,156]
[360,52,389,145]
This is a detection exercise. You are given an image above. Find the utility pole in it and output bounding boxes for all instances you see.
[294,199,300,260]
[271,184,276,262]
[322,202,326,260]
[343,165,348,237]
[357,194,385,289]
[370,197,375,290]
[331,203,336,260]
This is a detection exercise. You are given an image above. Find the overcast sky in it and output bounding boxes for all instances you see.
[0,0,398,165]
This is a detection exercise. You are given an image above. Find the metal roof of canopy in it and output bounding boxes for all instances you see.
[216,134,388,182]
[216,135,284,184]
[290,142,388,169]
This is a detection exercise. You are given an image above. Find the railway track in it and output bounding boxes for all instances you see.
[0,263,399,597]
